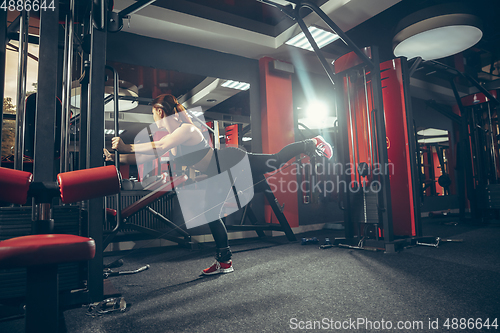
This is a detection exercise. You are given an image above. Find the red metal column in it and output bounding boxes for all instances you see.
[381,58,416,236]
[259,57,299,227]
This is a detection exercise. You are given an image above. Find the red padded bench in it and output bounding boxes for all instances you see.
[0,165,120,333]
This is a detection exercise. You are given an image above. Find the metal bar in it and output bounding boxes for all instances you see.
[487,103,498,182]
[408,57,422,77]
[33,4,59,182]
[298,1,374,69]
[13,10,29,171]
[346,74,356,177]
[0,10,6,161]
[294,9,336,85]
[225,224,286,231]
[79,52,90,171]
[350,73,361,184]
[119,0,158,17]
[60,0,75,173]
[105,65,122,242]
[213,120,220,149]
[400,58,422,236]
[147,207,190,237]
[370,46,393,243]
[427,60,499,106]
[450,79,475,222]
[363,67,373,164]
[87,0,108,302]
[334,74,354,239]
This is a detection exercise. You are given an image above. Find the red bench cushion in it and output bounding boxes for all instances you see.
[0,167,33,205]
[0,234,95,269]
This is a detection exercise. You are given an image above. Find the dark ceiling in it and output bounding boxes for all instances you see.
[149,0,500,82]
[330,0,500,73]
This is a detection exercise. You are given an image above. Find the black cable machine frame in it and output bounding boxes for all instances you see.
[412,58,500,223]
[258,0,395,251]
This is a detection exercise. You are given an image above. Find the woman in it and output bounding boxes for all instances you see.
[104,94,332,275]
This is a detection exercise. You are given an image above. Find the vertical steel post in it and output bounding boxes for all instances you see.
[370,46,394,243]
[400,57,422,237]
[363,67,373,164]
[87,0,108,302]
[0,10,6,158]
[79,17,90,171]
[60,0,75,173]
[33,0,59,182]
[14,10,29,171]
[451,80,474,222]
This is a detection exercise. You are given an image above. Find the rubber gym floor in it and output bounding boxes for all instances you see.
[1,216,499,332]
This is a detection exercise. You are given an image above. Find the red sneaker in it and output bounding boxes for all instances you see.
[313,135,333,159]
[202,260,234,275]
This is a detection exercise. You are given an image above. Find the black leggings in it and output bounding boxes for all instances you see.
[208,139,315,261]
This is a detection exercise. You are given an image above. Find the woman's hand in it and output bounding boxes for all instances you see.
[103,148,114,162]
[111,137,131,153]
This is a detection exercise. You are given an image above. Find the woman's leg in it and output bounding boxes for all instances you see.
[208,218,232,262]
[247,139,316,176]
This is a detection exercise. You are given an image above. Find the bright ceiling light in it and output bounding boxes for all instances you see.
[393,4,482,60]
[242,137,252,142]
[418,137,449,144]
[298,101,336,129]
[71,80,139,112]
[417,128,448,136]
[286,26,339,51]
[221,80,250,91]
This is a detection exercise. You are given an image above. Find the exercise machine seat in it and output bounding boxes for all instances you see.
[0,167,33,205]
[0,234,95,269]
[57,165,121,203]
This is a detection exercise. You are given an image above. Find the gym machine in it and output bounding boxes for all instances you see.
[411,59,500,223]
[455,89,500,222]
[259,0,420,252]
[0,165,121,333]
[0,0,127,306]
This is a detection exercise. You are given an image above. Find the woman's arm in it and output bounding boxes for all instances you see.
[103,148,157,165]
[112,125,200,155]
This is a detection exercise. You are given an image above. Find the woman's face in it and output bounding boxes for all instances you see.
[152,107,163,127]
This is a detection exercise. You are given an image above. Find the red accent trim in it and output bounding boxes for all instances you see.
[334,48,372,74]
[461,90,498,107]
[58,165,120,204]
[0,167,33,205]
[0,234,95,269]
[225,124,239,147]
[259,57,299,227]
[381,58,416,236]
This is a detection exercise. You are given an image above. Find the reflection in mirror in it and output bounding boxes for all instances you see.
[94,62,251,180]
[417,128,454,197]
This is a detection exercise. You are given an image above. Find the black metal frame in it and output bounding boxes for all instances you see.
[0,10,6,159]
[33,6,59,182]
[225,180,296,241]
[87,0,108,302]
[259,0,394,248]
[416,59,500,223]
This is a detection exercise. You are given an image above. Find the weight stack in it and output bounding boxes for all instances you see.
[350,185,379,224]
